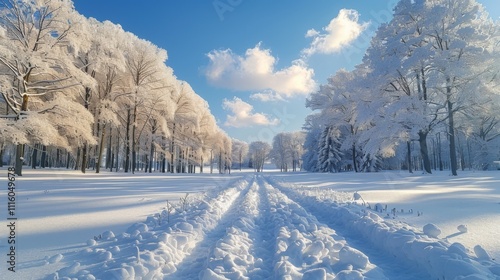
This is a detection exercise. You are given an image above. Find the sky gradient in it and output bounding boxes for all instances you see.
[72,0,500,143]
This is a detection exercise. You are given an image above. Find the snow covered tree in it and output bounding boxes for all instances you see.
[302,115,322,172]
[249,141,270,172]
[231,139,248,171]
[270,132,305,172]
[270,132,291,172]
[304,0,499,175]
[305,68,378,173]
[168,82,199,173]
[316,126,342,173]
[288,131,305,171]
[367,0,499,175]
[123,34,169,173]
[421,0,498,175]
[0,0,96,175]
[194,106,218,173]
[73,18,131,173]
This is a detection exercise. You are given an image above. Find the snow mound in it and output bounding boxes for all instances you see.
[423,223,441,238]
[458,224,468,233]
[339,246,369,269]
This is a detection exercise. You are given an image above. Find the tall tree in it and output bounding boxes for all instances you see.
[124,34,168,173]
[231,139,248,171]
[249,141,270,172]
[0,0,95,175]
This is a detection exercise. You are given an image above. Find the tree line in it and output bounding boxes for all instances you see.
[302,0,499,175]
[0,0,232,175]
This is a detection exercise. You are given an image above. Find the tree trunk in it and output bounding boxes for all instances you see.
[352,144,358,173]
[81,144,87,173]
[115,135,120,172]
[418,131,432,174]
[0,144,4,167]
[218,151,222,174]
[14,144,24,176]
[32,144,38,169]
[74,147,81,170]
[457,134,466,171]
[170,124,175,173]
[106,126,112,169]
[437,133,443,171]
[132,104,138,173]
[79,84,92,174]
[41,145,47,168]
[149,141,154,173]
[200,155,204,173]
[210,150,213,174]
[66,151,71,169]
[55,149,60,168]
[125,109,131,173]
[148,124,156,173]
[162,153,166,173]
[467,138,472,170]
[110,152,114,171]
[96,123,106,173]
[407,141,412,173]
[447,97,458,176]
[14,94,29,176]
[431,139,436,170]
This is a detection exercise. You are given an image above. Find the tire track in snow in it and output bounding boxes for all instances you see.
[51,176,252,280]
[264,176,435,280]
[167,176,256,279]
[199,176,276,279]
[258,175,388,280]
[250,176,278,279]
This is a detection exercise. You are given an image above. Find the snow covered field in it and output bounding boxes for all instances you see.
[1,168,499,279]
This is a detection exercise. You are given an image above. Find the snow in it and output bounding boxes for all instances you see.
[0,168,499,279]
[423,223,442,238]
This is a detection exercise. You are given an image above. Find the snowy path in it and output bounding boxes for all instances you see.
[258,176,387,279]
[263,176,428,280]
[38,174,500,280]
[169,177,256,279]
[196,178,273,279]
[267,176,500,280]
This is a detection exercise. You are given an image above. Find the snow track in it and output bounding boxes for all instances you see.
[199,179,272,279]
[267,176,500,280]
[170,177,257,279]
[46,174,500,280]
[258,176,387,280]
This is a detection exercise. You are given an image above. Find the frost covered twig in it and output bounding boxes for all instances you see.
[179,193,190,212]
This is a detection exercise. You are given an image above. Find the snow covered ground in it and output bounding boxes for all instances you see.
[0,168,499,279]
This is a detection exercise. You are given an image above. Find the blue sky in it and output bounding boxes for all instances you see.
[72,0,499,143]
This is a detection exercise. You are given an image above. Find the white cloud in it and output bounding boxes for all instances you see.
[205,43,317,100]
[302,9,369,56]
[305,29,319,38]
[222,97,279,127]
[250,90,285,102]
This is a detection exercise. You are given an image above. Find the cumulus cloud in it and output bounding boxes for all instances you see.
[302,9,369,56]
[205,43,316,100]
[222,97,279,127]
[250,90,285,102]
